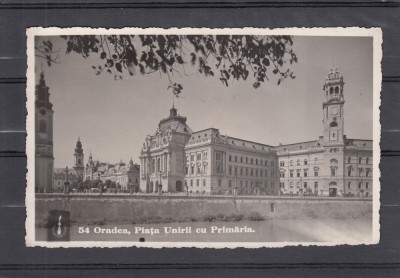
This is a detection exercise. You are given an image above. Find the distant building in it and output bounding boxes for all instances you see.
[53,167,78,192]
[139,107,279,195]
[100,159,140,191]
[83,148,140,191]
[275,68,373,197]
[35,72,54,193]
[84,151,104,181]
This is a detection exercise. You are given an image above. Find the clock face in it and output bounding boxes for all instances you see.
[330,107,338,115]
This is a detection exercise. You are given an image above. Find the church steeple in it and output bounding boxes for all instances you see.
[35,71,54,193]
[36,71,53,110]
[73,137,84,181]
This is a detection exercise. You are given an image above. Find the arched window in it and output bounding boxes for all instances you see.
[329,181,337,187]
[330,87,334,95]
[335,87,339,95]
[296,159,300,166]
[315,157,319,164]
[39,120,47,133]
[330,121,338,127]
[304,159,308,165]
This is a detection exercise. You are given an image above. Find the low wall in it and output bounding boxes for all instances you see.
[35,194,373,224]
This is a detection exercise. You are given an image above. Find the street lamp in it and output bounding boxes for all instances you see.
[64,166,70,195]
[98,172,102,195]
[234,174,238,197]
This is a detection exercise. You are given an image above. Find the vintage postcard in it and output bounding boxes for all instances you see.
[26,27,381,248]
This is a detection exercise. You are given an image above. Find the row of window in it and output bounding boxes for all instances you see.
[228,165,275,178]
[186,164,208,175]
[228,155,275,167]
[280,158,315,167]
[186,151,209,162]
[347,168,372,177]
[279,157,372,167]
[348,181,370,189]
[230,180,275,189]
[150,156,168,173]
[280,181,370,190]
[185,179,276,189]
[186,179,207,187]
[280,168,372,178]
[347,157,371,164]
[284,181,317,189]
[281,169,318,178]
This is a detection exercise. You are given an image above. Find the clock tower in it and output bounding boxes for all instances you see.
[322,68,345,144]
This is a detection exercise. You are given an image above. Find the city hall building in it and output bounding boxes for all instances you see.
[139,68,373,197]
[276,68,373,197]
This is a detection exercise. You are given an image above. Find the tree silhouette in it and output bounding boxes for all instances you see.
[35,34,297,96]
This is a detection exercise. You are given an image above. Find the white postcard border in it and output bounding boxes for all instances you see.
[26,27,382,248]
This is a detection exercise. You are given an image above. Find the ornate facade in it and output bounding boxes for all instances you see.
[35,72,54,193]
[275,68,373,197]
[139,106,192,193]
[139,108,279,195]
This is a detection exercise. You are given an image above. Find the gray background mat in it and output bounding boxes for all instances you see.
[0,0,399,277]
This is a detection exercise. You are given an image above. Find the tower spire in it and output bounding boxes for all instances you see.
[169,100,177,117]
[39,70,46,87]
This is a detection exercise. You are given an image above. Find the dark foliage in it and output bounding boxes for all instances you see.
[35,35,297,96]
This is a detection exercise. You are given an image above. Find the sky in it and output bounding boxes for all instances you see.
[35,35,374,168]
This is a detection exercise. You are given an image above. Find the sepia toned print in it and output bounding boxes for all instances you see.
[26,27,381,248]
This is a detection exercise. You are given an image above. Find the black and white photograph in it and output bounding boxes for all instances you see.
[26,27,381,248]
